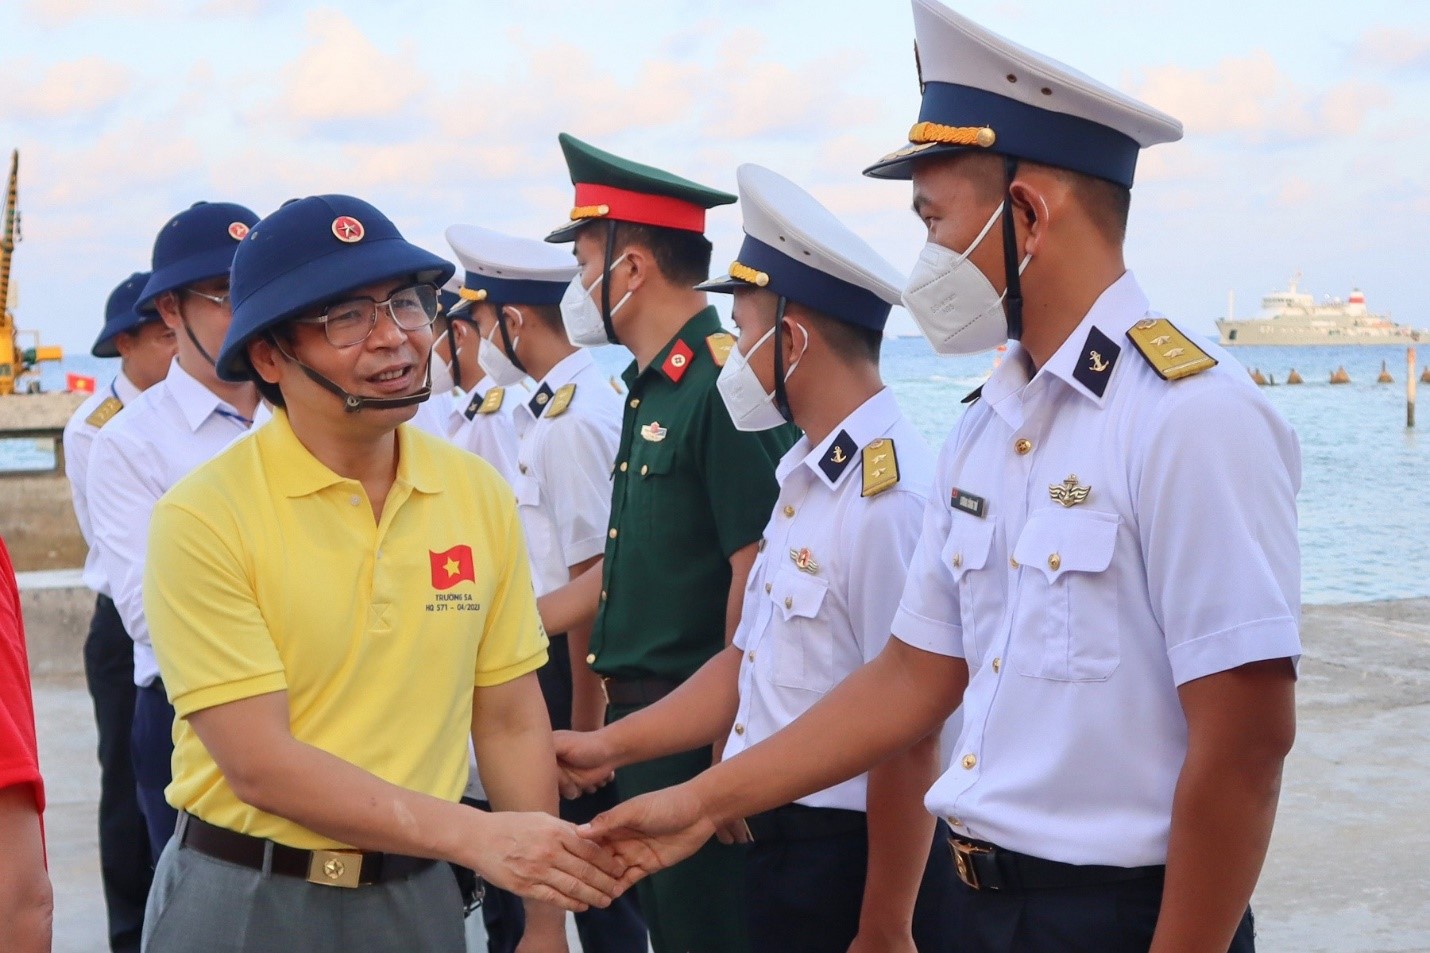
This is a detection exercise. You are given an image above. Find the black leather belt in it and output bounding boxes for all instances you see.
[601,676,683,706]
[746,803,866,842]
[178,812,435,889]
[948,834,1163,891]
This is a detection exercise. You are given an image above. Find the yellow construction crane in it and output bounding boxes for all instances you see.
[0,150,63,395]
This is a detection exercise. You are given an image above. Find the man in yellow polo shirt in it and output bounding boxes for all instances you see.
[141,194,630,953]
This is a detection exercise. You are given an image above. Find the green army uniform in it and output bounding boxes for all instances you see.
[548,134,798,953]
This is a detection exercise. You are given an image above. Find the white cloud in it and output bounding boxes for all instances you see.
[1351,28,1430,74]
[1274,176,1315,209]
[22,0,166,26]
[0,57,133,122]
[277,9,426,127]
[1131,51,1391,145]
[35,118,204,207]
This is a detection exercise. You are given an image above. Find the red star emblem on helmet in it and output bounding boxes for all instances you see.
[228,221,249,241]
[331,216,365,243]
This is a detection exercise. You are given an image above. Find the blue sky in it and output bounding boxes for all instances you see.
[2,0,1428,349]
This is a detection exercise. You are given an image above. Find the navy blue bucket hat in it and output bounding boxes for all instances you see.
[138,201,259,312]
[92,271,156,358]
[217,194,455,382]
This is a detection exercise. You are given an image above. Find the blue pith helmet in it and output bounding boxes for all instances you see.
[137,201,259,312]
[92,271,159,358]
[216,194,455,382]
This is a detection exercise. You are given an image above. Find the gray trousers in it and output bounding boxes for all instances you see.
[141,836,465,952]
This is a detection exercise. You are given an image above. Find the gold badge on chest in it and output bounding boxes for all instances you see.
[789,547,819,574]
[1049,474,1091,508]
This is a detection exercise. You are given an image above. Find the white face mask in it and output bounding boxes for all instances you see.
[901,202,1031,355]
[715,322,805,432]
[477,310,527,387]
[561,253,632,348]
[429,329,456,395]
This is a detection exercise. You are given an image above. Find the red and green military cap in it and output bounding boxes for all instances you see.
[544,133,736,243]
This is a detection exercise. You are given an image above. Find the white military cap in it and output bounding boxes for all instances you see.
[697,164,905,331]
[444,224,578,314]
[865,0,1183,186]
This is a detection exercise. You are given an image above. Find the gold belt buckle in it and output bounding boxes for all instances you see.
[949,838,992,890]
[307,849,364,888]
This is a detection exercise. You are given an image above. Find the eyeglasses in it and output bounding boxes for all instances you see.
[294,282,440,348]
[183,288,232,309]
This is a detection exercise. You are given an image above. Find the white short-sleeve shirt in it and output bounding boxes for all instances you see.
[451,379,520,486]
[512,351,622,598]
[893,272,1302,867]
[722,388,937,812]
[64,371,142,597]
[88,358,256,688]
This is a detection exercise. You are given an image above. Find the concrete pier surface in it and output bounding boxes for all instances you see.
[32,599,1430,952]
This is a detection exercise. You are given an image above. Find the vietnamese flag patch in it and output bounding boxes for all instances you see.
[429,545,475,590]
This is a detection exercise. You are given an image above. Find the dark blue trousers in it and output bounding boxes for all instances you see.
[744,811,959,953]
[131,679,178,864]
[945,864,1256,953]
[84,594,152,953]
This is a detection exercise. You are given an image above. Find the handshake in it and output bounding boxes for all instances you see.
[479,729,726,915]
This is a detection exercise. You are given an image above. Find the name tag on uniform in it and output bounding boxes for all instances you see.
[950,487,986,518]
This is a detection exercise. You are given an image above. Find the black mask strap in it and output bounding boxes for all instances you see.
[494,306,528,375]
[600,220,620,345]
[1000,157,1024,342]
[272,336,431,414]
[445,318,464,393]
[771,297,794,425]
[176,295,219,368]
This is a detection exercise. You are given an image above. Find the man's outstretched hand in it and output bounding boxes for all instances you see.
[579,783,720,880]
[465,810,637,912]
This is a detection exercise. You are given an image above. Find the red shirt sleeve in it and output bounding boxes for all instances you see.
[0,536,44,814]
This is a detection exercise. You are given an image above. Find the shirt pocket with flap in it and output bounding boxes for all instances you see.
[1010,508,1120,682]
[628,440,682,540]
[939,517,999,662]
[769,569,834,694]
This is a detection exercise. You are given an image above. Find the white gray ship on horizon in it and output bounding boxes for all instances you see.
[1216,275,1423,346]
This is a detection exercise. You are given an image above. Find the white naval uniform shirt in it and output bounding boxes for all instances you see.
[64,371,142,597]
[450,379,520,486]
[893,272,1302,867]
[89,358,255,689]
[722,388,936,812]
[512,350,621,598]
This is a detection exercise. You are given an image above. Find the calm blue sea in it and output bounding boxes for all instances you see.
[10,338,1428,604]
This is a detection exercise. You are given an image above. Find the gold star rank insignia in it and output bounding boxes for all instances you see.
[544,383,576,418]
[465,387,505,420]
[861,438,901,497]
[1127,318,1217,381]
[85,396,124,429]
[706,332,735,367]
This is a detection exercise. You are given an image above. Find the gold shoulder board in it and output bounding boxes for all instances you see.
[544,383,576,418]
[477,386,505,415]
[861,438,900,498]
[85,396,123,429]
[1126,318,1217,381]
[706,332,735,368]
